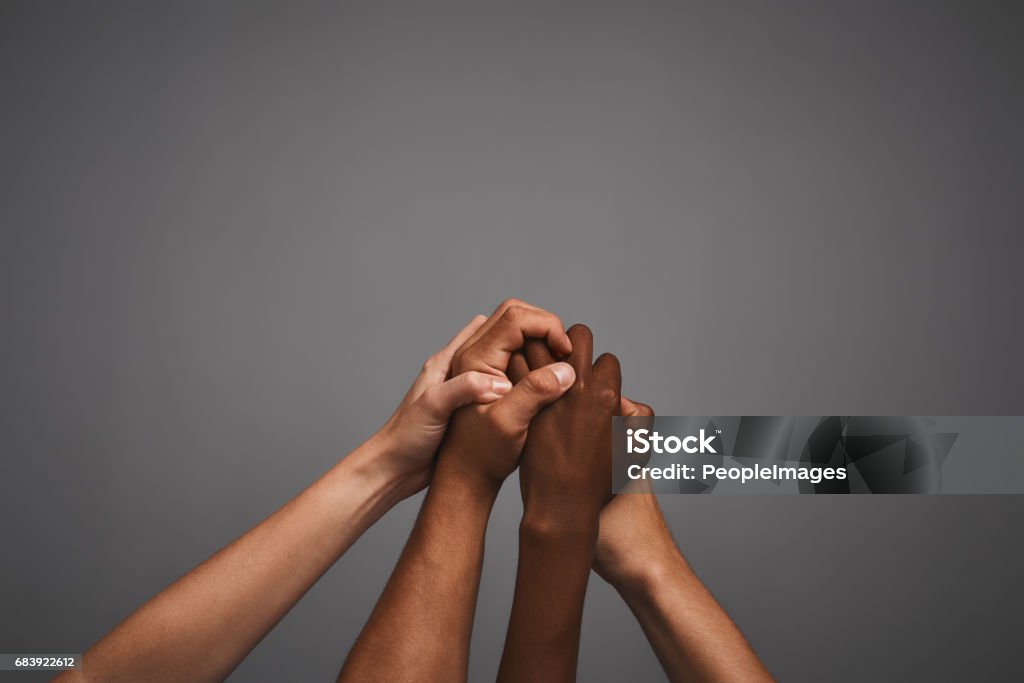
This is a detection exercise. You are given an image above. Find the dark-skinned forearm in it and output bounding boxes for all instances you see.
[338,460,499,682]
[496,507,599,683]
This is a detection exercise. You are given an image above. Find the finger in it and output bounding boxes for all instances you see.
[523,337,555,371]
[491,362,575,430]
[566,324,594,381]
[418,370,512,421]
[461,298,544,352]
[406,314,489,402]
[620,395,655,436]
[620,396,654,417]
[592,352,621,394]
[424,314,488,379]
[507,351,530,383]
[620,396,655,470]
[439,315,489,362]
[480,306,570,355]
[458,306,572,374]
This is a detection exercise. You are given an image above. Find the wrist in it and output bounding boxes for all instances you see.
[433,439,511,498]
[417,460,502,535]
[607,546,692,596]
[335,435,417,511]
[521,502,601,542]
[432,455,504,501]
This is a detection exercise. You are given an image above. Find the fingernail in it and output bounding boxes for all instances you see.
[491,378,512,394]
[550,362,575,388]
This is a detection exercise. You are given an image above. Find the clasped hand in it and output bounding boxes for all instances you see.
[378,298,644,549]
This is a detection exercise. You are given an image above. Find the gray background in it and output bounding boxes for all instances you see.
[2,1,1022,681]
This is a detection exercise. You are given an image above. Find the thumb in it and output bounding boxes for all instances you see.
[419,371,512,422]
[620,396,654,417]
[492,362,575,429]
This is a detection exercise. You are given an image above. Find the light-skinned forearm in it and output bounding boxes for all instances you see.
[57,435,408,683]
[337,460,500,682]
[612,551,774,683]
[496,508,600,683]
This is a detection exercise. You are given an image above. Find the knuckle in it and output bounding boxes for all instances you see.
[466,371,492,394]
[502,304,527,324]
[597,385,619,406]
[500,297,527,311]
[421,353,443,374]
[527,370,560,395]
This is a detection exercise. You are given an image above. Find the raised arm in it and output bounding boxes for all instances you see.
[497,325,622,682]
[591,398,775,683]
[338,299,575,682]
[56,316,502,683]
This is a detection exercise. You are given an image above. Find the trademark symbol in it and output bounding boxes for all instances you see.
[716,429,722,434]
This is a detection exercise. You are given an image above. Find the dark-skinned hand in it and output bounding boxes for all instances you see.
[439,299,576,487]
[509,324,622,526]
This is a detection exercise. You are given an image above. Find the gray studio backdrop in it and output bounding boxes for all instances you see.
[2,1,1022,681]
